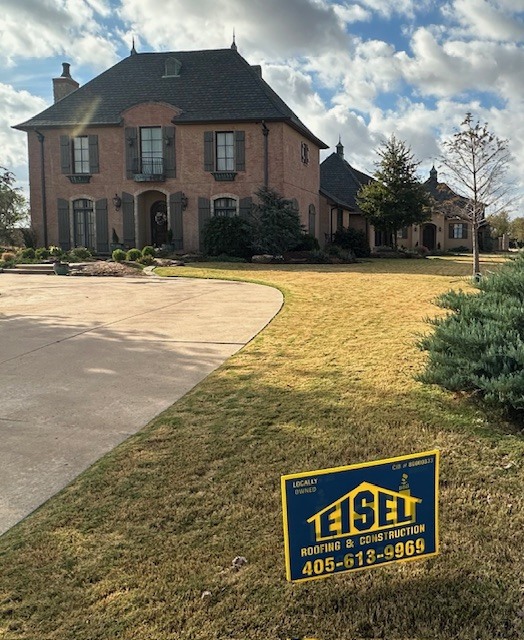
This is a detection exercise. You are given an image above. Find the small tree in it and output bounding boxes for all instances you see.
[0,167,28,245]
[202,215,253,259]
[357,135,431,248]
[440,113,512,278]
[250,186,304,255]
[486,210,512,239]
[510,217,524,246]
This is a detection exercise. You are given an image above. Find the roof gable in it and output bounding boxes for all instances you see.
[320,152,373,210]
[15,49,326,148]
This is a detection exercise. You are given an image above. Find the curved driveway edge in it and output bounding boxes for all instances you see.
[0,274,283,535]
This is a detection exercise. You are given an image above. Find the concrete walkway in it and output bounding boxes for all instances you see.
[0,273,283,535]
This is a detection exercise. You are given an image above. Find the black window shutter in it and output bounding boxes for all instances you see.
[95,198,109,253]
[239,196,253,220]
[57,198,71,250]
[163,126,176,178]
[235,131,245,171]
[125,127,138,179]
[463,224,468,239]
[88,135,99,173]
[204,131,214,172]
[60,136,71,174]
[169,192,184,250]
[122,192,135,247]
[449,224,454,239]
[198,197,211,250]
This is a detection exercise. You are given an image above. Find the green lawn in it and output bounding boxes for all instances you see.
[1,256,523,640]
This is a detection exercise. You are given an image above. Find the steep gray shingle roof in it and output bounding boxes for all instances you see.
[14,48,327,148]
[320,152,373,210]
[424,167,475,220]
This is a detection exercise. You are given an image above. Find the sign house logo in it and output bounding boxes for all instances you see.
[281,451,439,582]
[307,479,421,542]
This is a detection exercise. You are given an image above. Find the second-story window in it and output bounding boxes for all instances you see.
[216,132,235,171]
[61,134,98,180]
[203,131,245,179]
[73,136,90,174]
[140,127,163,175]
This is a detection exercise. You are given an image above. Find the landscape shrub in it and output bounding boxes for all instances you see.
[112,249,126,262]
[126,248,142,261]
[202,215,253,259]
[332,227,371,257]
[292,233,320,251]
[326,244,357,263]
[137,254,155,266]
[448,245,470,253]
[142,246,155,257]
[35,248,50,260]
[69,247,92,260]
[19,247,35,260]
[418,254,524,415]
[1,251,16,263]
[308,249,332,263]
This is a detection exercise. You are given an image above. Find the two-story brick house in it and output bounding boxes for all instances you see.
[14,43,327,253]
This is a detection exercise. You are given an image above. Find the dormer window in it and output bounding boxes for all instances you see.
[164,57,182,77]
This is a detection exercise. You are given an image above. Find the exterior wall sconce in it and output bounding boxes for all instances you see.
[181,193,188,210]
[414,227,418,232]
[438,226,442,232]
[164,135,171,146]
[113,194,122,210]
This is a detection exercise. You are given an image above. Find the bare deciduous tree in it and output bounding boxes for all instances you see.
[440,113,512,277]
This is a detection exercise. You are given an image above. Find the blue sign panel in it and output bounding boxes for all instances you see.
[281,450,439,582]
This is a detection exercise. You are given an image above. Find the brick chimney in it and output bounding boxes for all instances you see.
[53,63,79,103]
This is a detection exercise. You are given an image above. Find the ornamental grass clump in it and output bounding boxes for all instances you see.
[419,254,524,413]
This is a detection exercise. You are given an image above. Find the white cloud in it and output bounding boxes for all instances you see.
[357,0,432,19]
[0,0,119,70]
[118,0,349,58]
[443,0,524,42]
[0,84,47,190]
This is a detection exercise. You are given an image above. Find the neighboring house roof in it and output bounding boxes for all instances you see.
[320,145,373,210]
[424,166,480,221]
[14,48,327,148]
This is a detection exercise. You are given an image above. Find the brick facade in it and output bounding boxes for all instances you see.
[21,50,325,253]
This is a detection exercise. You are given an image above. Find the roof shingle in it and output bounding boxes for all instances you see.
[15,48,327,148]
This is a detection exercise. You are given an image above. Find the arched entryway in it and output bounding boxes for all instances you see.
[422,223,437,251]
[136,190,167,248]
[150,200,168,246]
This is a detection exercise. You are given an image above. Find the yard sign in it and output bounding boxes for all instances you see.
[281,450,439,582]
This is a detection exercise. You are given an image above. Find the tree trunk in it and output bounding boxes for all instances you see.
[472,219,480,279]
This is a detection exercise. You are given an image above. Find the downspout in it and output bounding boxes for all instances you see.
[262,121,269,188]
[330,206,337,244]
[35,130,48,247]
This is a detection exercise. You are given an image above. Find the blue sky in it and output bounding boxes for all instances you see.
[2,0,524,211]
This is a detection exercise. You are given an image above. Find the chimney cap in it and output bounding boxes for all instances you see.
[60,62,72,78]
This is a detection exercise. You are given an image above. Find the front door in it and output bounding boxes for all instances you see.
[150,200,167,246]
[422,223,436,250]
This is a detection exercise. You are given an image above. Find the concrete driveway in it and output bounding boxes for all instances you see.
[0,273,282,535]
